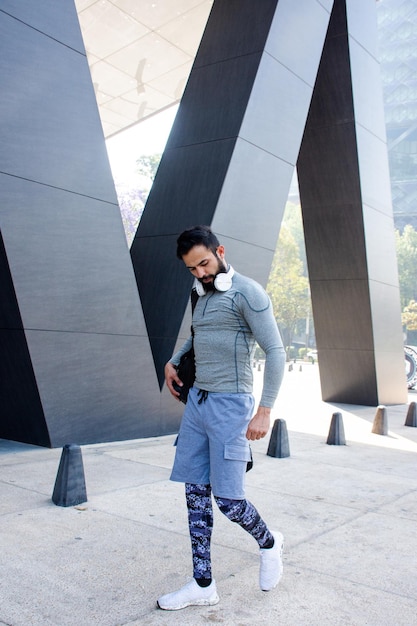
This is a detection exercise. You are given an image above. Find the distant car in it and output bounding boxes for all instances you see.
[307,350,318,362]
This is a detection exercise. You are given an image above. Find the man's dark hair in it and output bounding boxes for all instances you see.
[176,225,220,259]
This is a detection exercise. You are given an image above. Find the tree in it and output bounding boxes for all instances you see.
[394,225,417,343]
[395,224,417,309]
[267,223,310,358]
[116,182,148,247]
[135,153,161,182]
[402,300,417,331]
[281,200,308,273]
[113,153,162,247]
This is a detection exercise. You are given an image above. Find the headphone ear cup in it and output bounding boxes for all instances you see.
[193,279,206,296]
[214,266,234,292]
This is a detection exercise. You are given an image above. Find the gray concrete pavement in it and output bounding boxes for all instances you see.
[1,363,417,625]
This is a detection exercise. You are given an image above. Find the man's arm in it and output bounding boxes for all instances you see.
[240,286,286,439]
[246,406,272,440]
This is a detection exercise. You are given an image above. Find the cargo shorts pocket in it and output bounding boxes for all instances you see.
[224,443,253,473]
[224,443,252,462]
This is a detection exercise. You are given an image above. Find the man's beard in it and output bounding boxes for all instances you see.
[198,257,227,291]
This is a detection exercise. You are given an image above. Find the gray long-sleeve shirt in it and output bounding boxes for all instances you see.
[170,271,286,408]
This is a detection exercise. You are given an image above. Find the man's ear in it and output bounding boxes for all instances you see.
[216,245,225,260]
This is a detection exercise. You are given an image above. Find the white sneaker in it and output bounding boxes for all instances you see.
[157,578,219,611]
[259,531,284,591]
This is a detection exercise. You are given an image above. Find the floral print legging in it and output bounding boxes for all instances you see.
[186,482,273,581]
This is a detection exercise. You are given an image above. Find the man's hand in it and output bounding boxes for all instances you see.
[164,361,183,400]
[246,406,271,440]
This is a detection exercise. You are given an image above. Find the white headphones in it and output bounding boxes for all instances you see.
[193,265,235,296]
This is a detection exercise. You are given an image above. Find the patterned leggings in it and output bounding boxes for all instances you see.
[186,482,273,581]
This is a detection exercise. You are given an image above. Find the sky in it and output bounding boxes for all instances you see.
[105,105,179,183]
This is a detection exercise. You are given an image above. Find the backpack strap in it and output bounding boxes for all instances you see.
[191,287,198,314]
[190,288,198,338]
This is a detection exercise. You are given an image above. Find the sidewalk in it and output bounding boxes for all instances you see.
[1,363,417,625]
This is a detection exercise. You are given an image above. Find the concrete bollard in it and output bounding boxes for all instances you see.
[326,412,346,445]
[372,405,388,436]
[299,365,302,372]
[288,363,293,372]
[267,419,290,458]
[52,444,87,507]
[405,402,417,427]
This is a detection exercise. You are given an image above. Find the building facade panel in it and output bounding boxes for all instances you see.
[265,0,332,86]
[0,1,183,446]
[298,0,406,405]
[0,12,114,202]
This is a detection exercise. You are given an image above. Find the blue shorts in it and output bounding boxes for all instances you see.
[170,387,255,499]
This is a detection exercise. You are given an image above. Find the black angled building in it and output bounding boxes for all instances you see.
[0,0,408,447]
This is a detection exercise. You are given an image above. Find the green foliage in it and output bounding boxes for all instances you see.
[281,201,307,273]
[298,347,307,359]
[286,345,297,360]
[394,225,417,342]
[395,225,417,309]
[267,218,310,356]
[113,153,163,247]
[402,299,417,331]
[136,154,162,182]
[115,182,147,246]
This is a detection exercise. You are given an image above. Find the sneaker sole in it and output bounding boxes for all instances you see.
[157,594,220,611]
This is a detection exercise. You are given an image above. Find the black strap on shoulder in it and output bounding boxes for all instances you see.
[191,288,199,314]
[190,288,198,338]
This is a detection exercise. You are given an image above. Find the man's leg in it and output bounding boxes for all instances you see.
[214,496,284,591]
[186,483,214,585]
[214,496,272,547]
[157,483,219,610]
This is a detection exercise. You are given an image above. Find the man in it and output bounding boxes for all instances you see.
[158,225,286,611]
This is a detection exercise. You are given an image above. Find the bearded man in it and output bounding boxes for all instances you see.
[158,225,286,611]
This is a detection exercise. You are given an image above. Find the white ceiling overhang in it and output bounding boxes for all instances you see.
[75,0,213,138]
